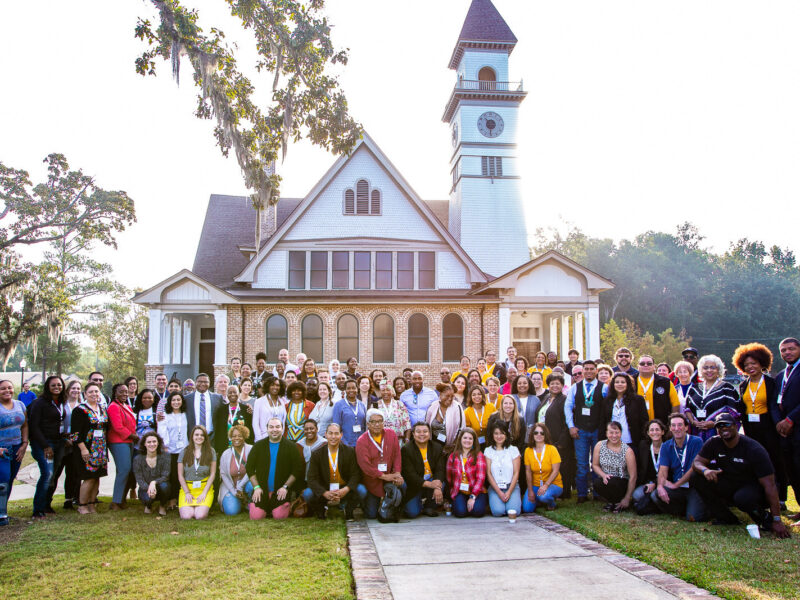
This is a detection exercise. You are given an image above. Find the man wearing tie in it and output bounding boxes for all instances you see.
[186,373,223,443]
[775,337,800,522]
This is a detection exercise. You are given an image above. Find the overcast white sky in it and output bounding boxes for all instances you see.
[1,0,799,291]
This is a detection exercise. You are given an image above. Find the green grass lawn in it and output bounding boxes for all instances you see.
[0,496,353,600]
[544,491,800,600]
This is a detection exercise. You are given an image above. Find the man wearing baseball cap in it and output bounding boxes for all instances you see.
[691,413,790,538]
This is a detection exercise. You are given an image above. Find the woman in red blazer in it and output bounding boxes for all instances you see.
[107,383,139,510]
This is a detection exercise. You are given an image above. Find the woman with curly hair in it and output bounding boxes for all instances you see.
[732,342,787,507]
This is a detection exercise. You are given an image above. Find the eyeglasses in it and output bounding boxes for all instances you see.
[533,431,545,436]
[639,361,653,366]
[714,423,734,429]
[617,354,631,358]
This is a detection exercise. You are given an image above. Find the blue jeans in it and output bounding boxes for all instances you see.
[304,484,364,514]
[222,482,254,515]
[0,443,23,519]
[452,492,488,518]
[632,485,657,514]
[522,484,563,512]
[31,439,65,513]
[574,429,598,498]
[138,481,171,507]
[108,443,134,504]
[361,484,405,519]
[488,486,522,516]
[404,486,444,518]
[650,485,707,522]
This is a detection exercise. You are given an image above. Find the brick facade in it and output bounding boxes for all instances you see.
[225,303,500,382]
[145,364,164,389]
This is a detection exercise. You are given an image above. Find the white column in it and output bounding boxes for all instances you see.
[549,317,558,353]
[573,312,584,358]
[560,315,570,360]
[586,306,601,360]
[147,309,162,364]
[214,309,228,366]
[498,307,511,358]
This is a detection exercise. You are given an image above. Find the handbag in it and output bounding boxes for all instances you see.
[290,496,309,518]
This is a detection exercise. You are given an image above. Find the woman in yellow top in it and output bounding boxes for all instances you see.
[528,352,552,384]
[732,342,787,505]
[464,386,497,449]
[450,355,471,383]
[485,377,503,407]
[522,422,563,511]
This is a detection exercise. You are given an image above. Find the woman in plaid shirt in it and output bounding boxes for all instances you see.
[446,427,488,517]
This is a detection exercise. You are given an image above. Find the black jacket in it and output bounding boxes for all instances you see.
[212,402,254,456]
[737,374,778,428]
[27,397,64,448]
[401,440,446,500]
[602,393,648,446]
[246,437,305,492]
[543,392,571,451]
[634,373,675,424]
[307,443,361,496]
[636,439,659,486]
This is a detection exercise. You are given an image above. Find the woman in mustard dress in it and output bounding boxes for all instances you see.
[178,425,217,519]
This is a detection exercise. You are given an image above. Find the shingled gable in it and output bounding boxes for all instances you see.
[448,0,518,69]
[233,131,488,285]
[468,250,615,295]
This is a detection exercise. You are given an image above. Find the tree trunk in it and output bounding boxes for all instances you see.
[56,337,63,377]
[41,343,48,382]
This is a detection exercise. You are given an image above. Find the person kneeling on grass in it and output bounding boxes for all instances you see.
[401,422,446,518]
[178,426,217,520]
[591,421,637,512]
[132,431,170,516]
[304,423,364,520]
[356,409,404,520]
[691,412,790,538]
[246,417,304,520]
[522,423,563,512]
[218,425,254,515]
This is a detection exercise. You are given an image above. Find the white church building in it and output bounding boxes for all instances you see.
[134,0,614,384]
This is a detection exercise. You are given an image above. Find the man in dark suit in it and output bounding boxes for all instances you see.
[305,423,362,520]
[185,373,224,443]
[775,338,800,521]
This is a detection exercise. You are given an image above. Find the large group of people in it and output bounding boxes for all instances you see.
[1,339,798,539]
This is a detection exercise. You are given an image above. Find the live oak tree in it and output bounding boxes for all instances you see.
[0,153,135,368]
[135,0,362,248]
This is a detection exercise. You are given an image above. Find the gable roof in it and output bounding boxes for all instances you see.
[132,269,237,305]
[233,131,488,284]
[468,250,615,295]
[449,0,518,69]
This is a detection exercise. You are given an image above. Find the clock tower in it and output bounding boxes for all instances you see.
[444,0,529,277]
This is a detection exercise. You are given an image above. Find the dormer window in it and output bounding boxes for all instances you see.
[343,179,381,215]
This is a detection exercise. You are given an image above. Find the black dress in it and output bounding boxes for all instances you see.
[70,404,109,479]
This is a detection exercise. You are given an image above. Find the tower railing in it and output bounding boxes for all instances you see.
[455,79,524,92]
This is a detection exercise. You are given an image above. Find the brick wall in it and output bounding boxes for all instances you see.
[224,303,500,382]
[145,364,165,388]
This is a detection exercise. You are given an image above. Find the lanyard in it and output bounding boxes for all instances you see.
[781,363,797,395]
[232,447,246,471]
[748,378,764,411]
[461,455,468,478]
[347,401,360,419]
[379,401,396,420]
[532,447,545,474]
[437,405,445,423]
[701,380,719,400]
[650,444,658,470]
[475,406,485,430]
[639,376,654,397]
[228,404,240,425]
[674,441,688,473]
[369,434,384,458]
[328,447,339,476]
[583,381,596,406]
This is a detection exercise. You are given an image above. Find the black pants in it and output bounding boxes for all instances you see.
[744,419,787,502]
[54,449,82,502]
[138,481,171,507]
[169,453,181,501]
[556,442,576,497]
[779,433,800,507]
[690,472,767,524]
[592,475,628,503]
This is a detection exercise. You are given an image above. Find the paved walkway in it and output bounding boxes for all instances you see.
[10,453,116,501]
[347,514,717,600]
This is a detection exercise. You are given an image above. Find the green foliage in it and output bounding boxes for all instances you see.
[21,333,82,377]
[135,0,362,249]
[536,223,800,369]
[599,319,691,366]
[0,154,135,369]
[88,298,148,386]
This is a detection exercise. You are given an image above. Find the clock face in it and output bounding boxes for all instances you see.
[477,111,504,138]
[451,122,459,147]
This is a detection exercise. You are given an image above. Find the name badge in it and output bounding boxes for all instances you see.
[498,483,508,491]
[748,413,761,422]
[377,463,388,472]
[478,436,485,444]
[424,474,432,481]
[352,425,362,433]
[645,401,650,410]
[329,483,340,491]
[192,480,202,489]
[92,429,104,438]
[437,433,447,443]
[459,482,470,492]
[777,394,783,405]
[680,482,690,489]
[696,409,707,418]
[581,407,591,416]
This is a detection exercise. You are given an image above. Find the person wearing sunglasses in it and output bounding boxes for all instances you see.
[691,413,790,538]
[523,423,563,511]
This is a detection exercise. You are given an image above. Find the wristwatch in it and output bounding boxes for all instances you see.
[773,515,782,522]
[282,484,289,490]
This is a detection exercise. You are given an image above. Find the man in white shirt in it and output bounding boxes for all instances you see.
[332,372,347,403]
[399,371,438,426]
[504,346,518,370]
[273,348,298,376]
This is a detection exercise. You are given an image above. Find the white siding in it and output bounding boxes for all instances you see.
[283,145,440,242]
[437,251,470,289]
[458,102,520,146]
[457,49,510,83]
[254,250,288,289]
[515,264,583,297]
[162,280,210,302]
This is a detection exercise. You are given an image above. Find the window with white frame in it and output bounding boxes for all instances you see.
[343,179,381,215]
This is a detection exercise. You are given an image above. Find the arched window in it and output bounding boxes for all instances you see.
[478,66,496,81]
[344,189,355,215]
[356,179,369,215]
[265,314,288,362]
[337,314,359,362]
[370,189,381,215]
[373,314,394,363]
[408,313,429,363]
[442,313,464,362]
[301,314,323,363]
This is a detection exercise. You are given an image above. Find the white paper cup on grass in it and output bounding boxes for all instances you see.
[508,509,517,523]
[746,524,760,539]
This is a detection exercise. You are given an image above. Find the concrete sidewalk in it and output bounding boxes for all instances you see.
[348,514,717,600]
[10,453,117,501]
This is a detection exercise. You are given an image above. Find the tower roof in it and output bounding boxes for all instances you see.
[448,0,518,69]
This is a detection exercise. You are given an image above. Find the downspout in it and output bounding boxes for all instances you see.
[480,304,485,357]
[240,305,246,360]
